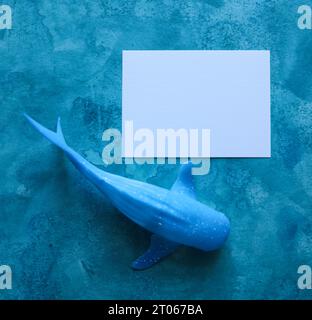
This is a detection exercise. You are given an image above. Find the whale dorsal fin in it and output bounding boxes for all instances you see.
[131,234,179,270]
[170,162,196,199]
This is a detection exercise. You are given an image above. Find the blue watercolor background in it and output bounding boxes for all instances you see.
[1,0,312,299]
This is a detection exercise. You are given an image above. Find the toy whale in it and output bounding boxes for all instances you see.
[24,114,230,270]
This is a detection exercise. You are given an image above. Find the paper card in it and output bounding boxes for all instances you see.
[122,50,270,158]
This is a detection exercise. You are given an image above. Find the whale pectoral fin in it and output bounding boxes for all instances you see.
[131,234,179,270]
[171,161,196,199]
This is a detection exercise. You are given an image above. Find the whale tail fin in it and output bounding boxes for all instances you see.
[24,113,67,150]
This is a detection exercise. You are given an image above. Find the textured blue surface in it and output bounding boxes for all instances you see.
[0,0,312,299]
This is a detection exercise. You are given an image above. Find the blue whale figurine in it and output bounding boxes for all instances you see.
[24,114,230,270]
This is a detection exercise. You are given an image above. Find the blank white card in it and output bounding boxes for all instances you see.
[122,50,270,158]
